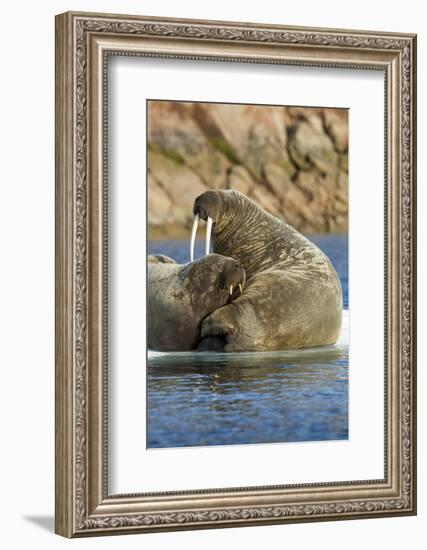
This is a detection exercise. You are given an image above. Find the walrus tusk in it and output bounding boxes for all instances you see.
[190,214,199,262]
[229,285,233,296]
[205,216,213,255]
[239,284,243,294]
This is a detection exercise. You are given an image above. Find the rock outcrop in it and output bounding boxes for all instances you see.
[148,101,348,236]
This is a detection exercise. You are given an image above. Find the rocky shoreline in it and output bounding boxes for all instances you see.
[148,102,348,236]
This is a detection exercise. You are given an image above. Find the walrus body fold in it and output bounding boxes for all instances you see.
[192,190,343,352]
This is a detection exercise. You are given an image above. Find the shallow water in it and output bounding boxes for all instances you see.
[147,235,348,448]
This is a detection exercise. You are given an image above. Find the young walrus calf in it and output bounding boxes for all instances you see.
[147,254,245,351]
[191,190,343,352]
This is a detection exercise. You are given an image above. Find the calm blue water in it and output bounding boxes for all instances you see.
[147,234,348,448]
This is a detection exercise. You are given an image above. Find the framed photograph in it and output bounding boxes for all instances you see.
[55,11,417,537]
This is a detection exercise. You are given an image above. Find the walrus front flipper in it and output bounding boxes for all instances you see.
[197,336,225,352]
[200,304,245,352]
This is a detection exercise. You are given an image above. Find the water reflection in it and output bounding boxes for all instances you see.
[147,346,348,448]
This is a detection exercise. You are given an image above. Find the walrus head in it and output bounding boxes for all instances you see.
[185,253,246,304]
[191,190,236,261]
[217,256,246,301]
[193,190,226,222]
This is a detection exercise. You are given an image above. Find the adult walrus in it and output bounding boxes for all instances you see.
[191,190,343,352]
[148,253,245,351]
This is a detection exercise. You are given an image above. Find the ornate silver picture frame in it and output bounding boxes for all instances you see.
[55,11,417,537]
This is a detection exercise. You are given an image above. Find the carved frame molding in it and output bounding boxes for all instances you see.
[55,11,416,537]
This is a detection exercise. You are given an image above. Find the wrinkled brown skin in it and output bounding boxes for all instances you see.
[148,253,245,351]
[194,190,343,352]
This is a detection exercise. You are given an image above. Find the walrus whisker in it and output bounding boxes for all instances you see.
[205,216,213,256]
[190,213,199,262]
